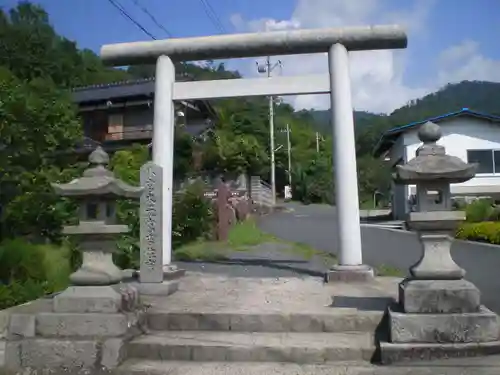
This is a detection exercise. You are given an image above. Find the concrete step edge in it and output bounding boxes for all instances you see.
[146,310,384,333]
[117,359,500,374]
[117,359,376,375]
[127,331,376,363]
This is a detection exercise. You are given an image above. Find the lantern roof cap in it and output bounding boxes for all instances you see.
[51,146,143,198]
[393,122,477,184]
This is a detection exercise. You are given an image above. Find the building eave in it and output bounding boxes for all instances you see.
[372,108,500,157]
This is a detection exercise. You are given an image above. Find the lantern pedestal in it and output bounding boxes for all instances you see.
[65,224,129,286]
[399,279,481,314]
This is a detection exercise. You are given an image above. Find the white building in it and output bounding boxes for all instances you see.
[373,108,500,220]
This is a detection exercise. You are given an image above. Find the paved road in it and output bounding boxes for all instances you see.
[260,202,500,314]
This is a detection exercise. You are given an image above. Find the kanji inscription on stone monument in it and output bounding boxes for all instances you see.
[140,161,163,283]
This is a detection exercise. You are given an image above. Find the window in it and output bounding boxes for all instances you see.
[467,150,500,174]
[107,113,124,140]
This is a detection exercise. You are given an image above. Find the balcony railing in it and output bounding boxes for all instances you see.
[104,127,153,141]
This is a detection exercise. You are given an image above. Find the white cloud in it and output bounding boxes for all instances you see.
[437,40,500,85]
[228,0,500,114]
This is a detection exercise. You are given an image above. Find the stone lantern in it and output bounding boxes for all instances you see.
[382,121,500,362]
[52,146,143,286]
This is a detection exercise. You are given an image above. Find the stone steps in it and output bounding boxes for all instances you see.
[126,330,376,363]
[146,310,384,332]
[117,359,500,375]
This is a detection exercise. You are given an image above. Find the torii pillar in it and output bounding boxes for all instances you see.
[100,25,407,281]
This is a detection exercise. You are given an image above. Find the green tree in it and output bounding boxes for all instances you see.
[356,155,392,207]
[201,129,268,177]
[291,153,334,205]
[0,2,130,88]
[0,67,83,240]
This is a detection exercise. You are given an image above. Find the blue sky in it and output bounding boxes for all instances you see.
[2,0,500,113]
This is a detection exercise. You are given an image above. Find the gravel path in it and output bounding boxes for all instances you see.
[175,242,335,279]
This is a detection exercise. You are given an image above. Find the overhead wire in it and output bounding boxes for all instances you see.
[130,0,173,37]
[199,0,227,34]
[106,0,158,40]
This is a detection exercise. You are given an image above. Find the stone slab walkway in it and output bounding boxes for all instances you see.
[142,272,398,313]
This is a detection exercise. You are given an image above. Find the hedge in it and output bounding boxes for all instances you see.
[456,221,500,245]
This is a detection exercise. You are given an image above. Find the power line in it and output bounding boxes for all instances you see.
[107,0,157,40]
[199,0,226,34]
[202,0,226,32]
[131,0,173,37]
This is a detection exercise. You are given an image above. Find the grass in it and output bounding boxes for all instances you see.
[173,218,271,262]
[227,219,275,249]
[375,264,405,277]
[173,218,337,264]
[174,241,229,262]
[173,219,402,277]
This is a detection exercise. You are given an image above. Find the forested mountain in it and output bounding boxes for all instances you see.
[310,110,385,135]
[310,80,500,156]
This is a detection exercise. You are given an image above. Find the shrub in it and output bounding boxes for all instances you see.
[488,206,500,221]
[456,221,500,245]
[114,180,215,270]
[172,181,215,249]
[0,238,71,309]
[292,157,334,205]
[465,199,494,223]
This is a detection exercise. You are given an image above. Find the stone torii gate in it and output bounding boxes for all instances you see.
[100,25,407,281]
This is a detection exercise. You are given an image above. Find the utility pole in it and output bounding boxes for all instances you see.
[316,132,320,153]
[257,56,282,205]
[278,124,292,186]
[286,124,292,186]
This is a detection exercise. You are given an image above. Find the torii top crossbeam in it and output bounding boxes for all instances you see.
[100,24,407,66]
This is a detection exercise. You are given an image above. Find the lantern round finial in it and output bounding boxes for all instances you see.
[88,146,109,166]
[83,146,112,178]
[418,121,442,144]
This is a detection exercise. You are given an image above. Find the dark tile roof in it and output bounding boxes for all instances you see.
[373,108,500,157]
[72,74,195,104]
[71,76,218,120]
[72,78,155,104]
[182,121,213,137]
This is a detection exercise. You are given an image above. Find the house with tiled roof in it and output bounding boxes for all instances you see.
[72,77,217,153]
[373,108,500,219]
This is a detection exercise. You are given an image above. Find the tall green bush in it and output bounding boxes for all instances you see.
[0,238,71,309]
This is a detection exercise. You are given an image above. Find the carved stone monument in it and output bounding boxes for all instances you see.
[381,122,500,363]
[135,161,184,295]
[140,161,164,283]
